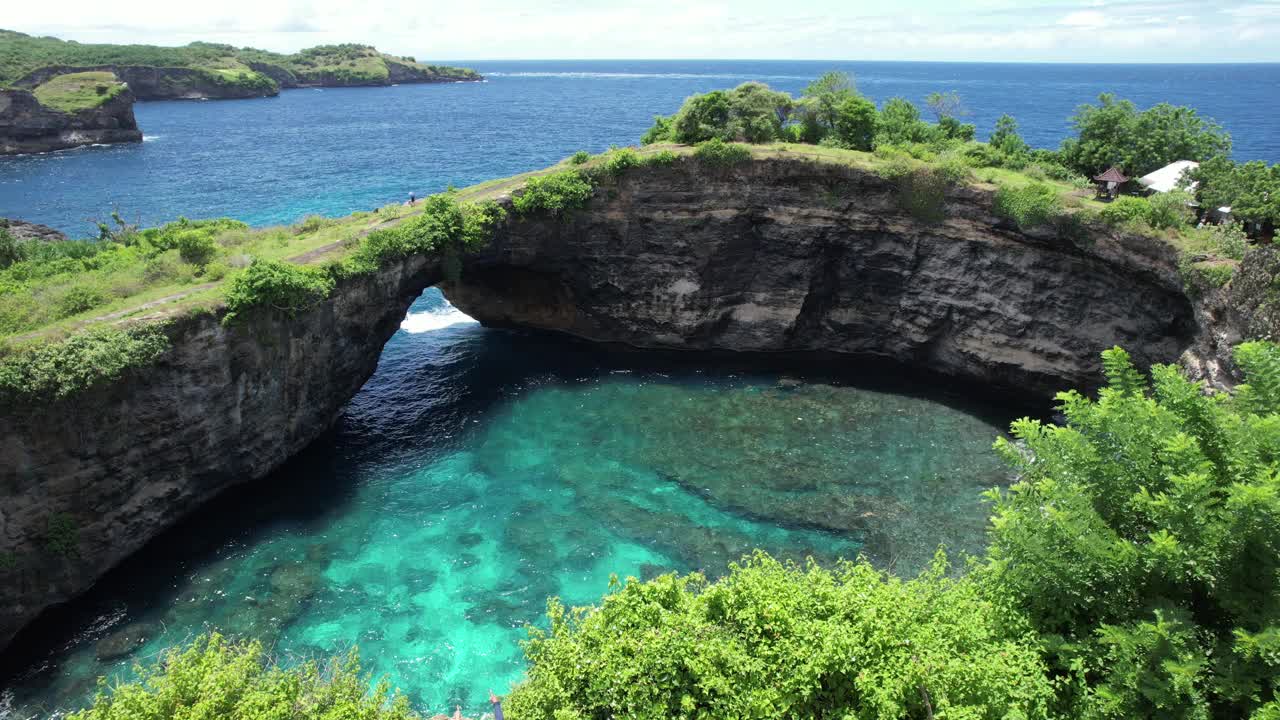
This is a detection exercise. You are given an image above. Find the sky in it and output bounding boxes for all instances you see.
[5,0,1280,63]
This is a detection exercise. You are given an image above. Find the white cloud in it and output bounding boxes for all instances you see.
[4,0,1277,62]
[1059,10,1110,27]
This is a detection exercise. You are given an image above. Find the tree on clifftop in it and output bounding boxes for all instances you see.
[1060,93,1231,177]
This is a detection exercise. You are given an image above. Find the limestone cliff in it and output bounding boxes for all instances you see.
[445,159,1200,396]
[0,257,440,653]
[0,85,142,155]
[0,156,1250,656]
[14,65,278,100]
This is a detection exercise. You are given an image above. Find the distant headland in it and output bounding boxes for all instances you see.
[0,30,482,154]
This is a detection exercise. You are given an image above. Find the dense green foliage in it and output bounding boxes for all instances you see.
[509,552,1054,720]
[994,183,1066,229]
[0,323,169,403]
[68,634,418,720]
[983,345,1280,717]
[31,71,126,112]
[349,192,505,270]
[1059,93,1232,177]
[222,259,335,322]
[1193,156,1280,228]
[882,160,954,223]
[692,138,752,166]
[512,170,596,216]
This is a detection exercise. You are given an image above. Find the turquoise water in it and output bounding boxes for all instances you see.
[1,290,1014,718]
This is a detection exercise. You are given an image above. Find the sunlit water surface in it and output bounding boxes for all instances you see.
[1,290,1015,717]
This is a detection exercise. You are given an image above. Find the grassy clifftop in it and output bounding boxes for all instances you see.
[0,30,480,93]
[30,71,127,113]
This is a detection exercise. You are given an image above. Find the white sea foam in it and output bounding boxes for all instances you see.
[142,135,161,141]
[400,305,478,333]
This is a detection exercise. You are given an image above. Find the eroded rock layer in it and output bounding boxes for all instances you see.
[445,159,1198,395]
[0,86,142,155]
[0,257,439,652]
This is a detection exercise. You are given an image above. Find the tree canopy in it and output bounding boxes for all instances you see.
[1060,93,1232,177]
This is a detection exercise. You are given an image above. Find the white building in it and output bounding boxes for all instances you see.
[1137,160,1199,194]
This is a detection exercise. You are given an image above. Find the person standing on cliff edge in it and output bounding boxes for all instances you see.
[491,690,505,720]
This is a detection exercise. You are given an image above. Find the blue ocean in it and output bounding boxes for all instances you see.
[1,60,1277,235]
[1,61,1277,718]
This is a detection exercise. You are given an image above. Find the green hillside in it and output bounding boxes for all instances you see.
[0,30,479,90]
[30,70,127,112]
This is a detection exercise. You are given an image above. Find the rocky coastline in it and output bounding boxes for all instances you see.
[0,84,141,155]
[0,156,1264,656]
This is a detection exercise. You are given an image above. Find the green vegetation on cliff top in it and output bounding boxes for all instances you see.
[0,29,479,90]
[0,137,1256,405]
[30,70,126,113]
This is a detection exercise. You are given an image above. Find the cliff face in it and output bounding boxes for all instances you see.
[0,157,1240,656]
[0,86,141,155]
[0,257,439,653]
[15,65,278,100]
[445,159,1200,395]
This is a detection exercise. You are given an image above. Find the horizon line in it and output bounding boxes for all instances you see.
[444,57,1280,66]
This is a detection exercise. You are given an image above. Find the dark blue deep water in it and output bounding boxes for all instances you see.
[1,60,1277,235]
[1,61,1278,718]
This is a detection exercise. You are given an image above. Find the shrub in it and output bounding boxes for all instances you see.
[875,97,940,147]
[512,171,596,217]
[1193,222,1250,261]
[67,634,417,720]
[292,214,332,235]
[1147,190,1195,230]
[983,345,1280,717]
[1179,258,1237,292]
[890,166,951,223]
[222,259,335,323]
[936,151,974,185]
[693,138,751,167]
[600,147,641,177]
[42,513,78,557]
[176,230,218,266]
[994,183,1062,229]
[644,149,678,166]
[56,285,107,318]
[0,228,26,269]
[349,194,504,270]
[0,323,170,403]
[1099,195,1154,227]
[568,150,590,165]
[640,115,673,145]
[508,552,1054,720]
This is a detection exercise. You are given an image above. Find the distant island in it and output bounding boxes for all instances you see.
[0,30,482,154]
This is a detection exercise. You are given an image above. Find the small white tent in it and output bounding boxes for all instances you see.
[1138,160,1199,194]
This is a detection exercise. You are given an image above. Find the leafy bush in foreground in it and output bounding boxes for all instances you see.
[512,170,596,217]
[508,552,1054,720]
[1099,195,1154,228]
[693,138,752,167]
[0,323,170,403]
[993,183,1064,229]
[68,633,417,720]
[984,344,1280,718]
[222,259,335,323]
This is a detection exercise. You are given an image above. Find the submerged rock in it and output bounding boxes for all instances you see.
[94,621,158,661]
